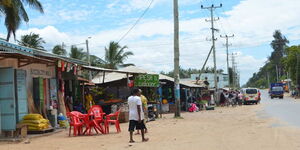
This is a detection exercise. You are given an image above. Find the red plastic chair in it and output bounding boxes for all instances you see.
[88,105,106,134]
[67,111,84,136]
[80,114,102,135]
[105,109,121,133]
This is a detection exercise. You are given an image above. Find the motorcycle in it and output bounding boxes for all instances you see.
[147,104,157,121]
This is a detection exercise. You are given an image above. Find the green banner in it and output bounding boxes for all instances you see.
[134,74,159,87]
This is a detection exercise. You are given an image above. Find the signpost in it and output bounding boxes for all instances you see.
[134,74,159,87]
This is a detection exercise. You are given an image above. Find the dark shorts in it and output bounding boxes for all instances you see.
[128,120,146,131]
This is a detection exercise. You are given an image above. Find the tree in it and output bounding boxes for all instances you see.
[104,41,134,69]
[1,0,44,41]
[89,54,105,67]
[18,32,45,49]
[270,30,289,80]
[270,30,289,62]
[245,30,290,88]
[52,45,67,56]
[283,45,300,84]
[69,46,84,60]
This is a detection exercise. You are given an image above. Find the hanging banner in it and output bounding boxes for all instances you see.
[134,74,159,87]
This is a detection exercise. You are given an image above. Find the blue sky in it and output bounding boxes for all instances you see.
[1,0,300,85]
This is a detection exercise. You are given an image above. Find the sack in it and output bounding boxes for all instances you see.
[28,125,48,131]
[27,123,49,131]
[23,114,43,120]
[58,120,69,128]
[23,122,48,128]
[22,119,49,124]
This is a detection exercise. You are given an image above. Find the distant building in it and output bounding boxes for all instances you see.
[191,73,229,89]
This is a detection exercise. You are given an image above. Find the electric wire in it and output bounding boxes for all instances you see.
[117,0,154,43]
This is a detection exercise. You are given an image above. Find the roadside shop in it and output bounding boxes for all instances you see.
[0,40,87,136]
[159,75,205,112]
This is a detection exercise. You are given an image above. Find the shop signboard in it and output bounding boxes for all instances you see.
[134,74,159,87]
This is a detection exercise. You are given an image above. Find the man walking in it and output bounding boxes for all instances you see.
[128,88,149,143]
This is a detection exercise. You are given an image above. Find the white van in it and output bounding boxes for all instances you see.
[241,88,260,104]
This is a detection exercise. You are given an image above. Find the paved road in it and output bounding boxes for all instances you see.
[260,90,300,127]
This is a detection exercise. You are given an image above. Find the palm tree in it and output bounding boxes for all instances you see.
[69,45,84,60]
[89,54,106,67]
[18,32,45,49]
[52,45,67,56]
[0,0,43,41]
[104,41,134,69]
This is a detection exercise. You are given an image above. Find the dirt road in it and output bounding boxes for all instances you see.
[1,105,300,150]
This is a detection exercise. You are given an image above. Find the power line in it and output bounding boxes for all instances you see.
[117,0,154,43]
[128,40,208,48]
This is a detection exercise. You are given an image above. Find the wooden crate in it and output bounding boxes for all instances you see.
[169,104,176,113]
[119,111,129,123]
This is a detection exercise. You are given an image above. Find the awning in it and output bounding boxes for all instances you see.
[0,51,55,67]
[82,65,147,74]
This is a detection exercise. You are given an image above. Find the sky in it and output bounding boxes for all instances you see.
[1,0,300,85]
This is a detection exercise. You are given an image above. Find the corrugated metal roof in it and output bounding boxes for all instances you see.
[92,66,205,88]
[92,66,158,84]
[159,74,205,88]
[0,39,88,65]
[119,66,157,74]
[83,65,147,74]
[92,72,129,84]
[33,49,88,65]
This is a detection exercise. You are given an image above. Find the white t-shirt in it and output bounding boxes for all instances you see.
[128,96,144,121]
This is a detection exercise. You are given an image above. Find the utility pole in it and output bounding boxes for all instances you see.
[173,0,181,117]
[201,4,222,100]
[61,42,65,49]
[275,65,279,82]
[220,34,234,77]
[231,53,235,89]
[86,37,92,80]
[267,72,270,88]
[296,54,299,96]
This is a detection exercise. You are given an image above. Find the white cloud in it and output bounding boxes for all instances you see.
[16,26,76,49]
[7,0,300,85]
[221,0,300,46]
[57,10,93,22]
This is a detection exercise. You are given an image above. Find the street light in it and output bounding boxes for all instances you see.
[86,37,92,80]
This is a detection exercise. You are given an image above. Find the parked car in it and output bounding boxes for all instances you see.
[241,88,260,104]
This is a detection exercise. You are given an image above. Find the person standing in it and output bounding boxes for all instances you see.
[128,88,149,143]
[136,89,148,134]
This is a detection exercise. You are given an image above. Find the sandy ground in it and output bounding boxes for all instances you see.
[1,105,300,150]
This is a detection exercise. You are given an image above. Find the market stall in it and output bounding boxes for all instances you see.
[0,40,87,136]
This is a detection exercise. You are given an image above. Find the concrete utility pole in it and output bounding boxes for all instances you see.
[231,53,235,89]
[86,37,92,80]
[220,34,234,77]
[231,53,238,89]
[201,4,222,101]
[267,72,270,88]
[296,54,299,91]
[61,42,65,50]
[173,0,181,117]
[275,65,279,82]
